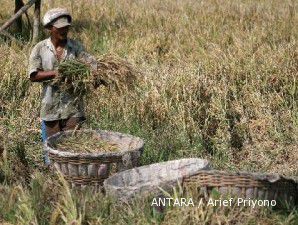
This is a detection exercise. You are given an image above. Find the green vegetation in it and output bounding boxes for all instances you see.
[0,0,297,224]
[57,60,91,96]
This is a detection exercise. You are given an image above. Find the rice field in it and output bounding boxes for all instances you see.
[0,0,297,224]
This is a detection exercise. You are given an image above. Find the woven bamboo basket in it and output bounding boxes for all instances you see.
[104,158,210,201]
[44,129,144,188]
[183,170,298,205]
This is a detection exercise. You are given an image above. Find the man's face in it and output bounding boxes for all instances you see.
[50,26,69,41]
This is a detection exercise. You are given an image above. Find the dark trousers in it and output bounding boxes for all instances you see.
[43,117,85,139]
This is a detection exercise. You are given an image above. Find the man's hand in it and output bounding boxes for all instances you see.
[30,70,58,82]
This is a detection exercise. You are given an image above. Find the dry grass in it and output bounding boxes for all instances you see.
[0,0,297,224]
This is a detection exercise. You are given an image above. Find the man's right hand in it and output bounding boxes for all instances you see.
[30,70,58,82]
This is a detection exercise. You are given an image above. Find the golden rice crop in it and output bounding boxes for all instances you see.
[0,0,297,224]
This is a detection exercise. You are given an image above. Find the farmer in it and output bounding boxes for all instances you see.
[28,8,97,165]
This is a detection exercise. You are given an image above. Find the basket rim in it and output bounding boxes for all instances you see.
[44,129,144,159]
[103,158,210,187]
[183,169,298,184]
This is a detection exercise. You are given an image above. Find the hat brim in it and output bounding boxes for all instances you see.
[53,22,71,28]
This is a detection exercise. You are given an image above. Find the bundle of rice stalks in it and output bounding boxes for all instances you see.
[55,132,118,153]
[93,54,141,91]
[55,55,141,95]
[56,60,91,96]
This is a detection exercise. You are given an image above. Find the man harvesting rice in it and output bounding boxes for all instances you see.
[28,8,97,164]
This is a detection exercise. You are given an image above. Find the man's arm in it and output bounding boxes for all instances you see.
[78,52,108,87]
[75,42,108,88]
[74,40,97,70]
[28,43,58,82]
[30,70,58,82]
[78,51,98,70]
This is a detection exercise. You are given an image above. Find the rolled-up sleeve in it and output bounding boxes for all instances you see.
[76,42,98,71]
[28,44,42,78]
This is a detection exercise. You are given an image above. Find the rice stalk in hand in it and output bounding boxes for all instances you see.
[55,56,142,96]
[57,60,92,96]
[93,54,142,92]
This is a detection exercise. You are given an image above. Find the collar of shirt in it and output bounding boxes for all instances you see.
[45,38,74,60]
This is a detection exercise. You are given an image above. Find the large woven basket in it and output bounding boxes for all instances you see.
[183,170,298,205]
[104,158,210,201]
[44,129,144,188]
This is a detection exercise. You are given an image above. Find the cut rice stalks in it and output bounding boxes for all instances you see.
[53,54,141,96]
[55,132,119,154]
[56,60,91,96]
[94,54,142,92]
